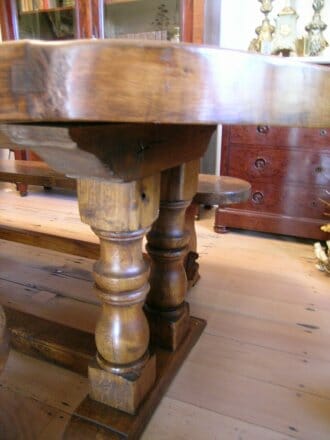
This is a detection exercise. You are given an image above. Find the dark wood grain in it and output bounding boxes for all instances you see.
[226,146,330,187]
[215,207,329,240]
[229,125,330,148]
[0,124,214,181]
[0,0,19,40]
[218,125,330,239]
[180,0,194,42]
[75,0,104,38]
[180,0,205,44]
[0,40,329,127]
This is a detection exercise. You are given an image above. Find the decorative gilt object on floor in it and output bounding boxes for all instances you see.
[314,196,330,274]
[249,0,275,54]
[314,241,330,273]
[305,0,329,56]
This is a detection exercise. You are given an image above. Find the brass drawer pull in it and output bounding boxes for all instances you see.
[252,191,264,204]
[254,158,266,169]
[257,125,269,134]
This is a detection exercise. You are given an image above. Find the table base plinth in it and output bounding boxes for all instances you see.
[89,354,156,415]
[4,306,205,439]
[145,302,190,351]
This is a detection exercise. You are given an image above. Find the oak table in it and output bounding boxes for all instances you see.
[0,40,329,439]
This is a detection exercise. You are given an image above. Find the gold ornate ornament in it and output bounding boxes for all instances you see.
[305,0,329,56]
[249,0,275,54]
[271,0,299,56]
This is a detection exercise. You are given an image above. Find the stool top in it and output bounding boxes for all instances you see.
[194,175,251,205]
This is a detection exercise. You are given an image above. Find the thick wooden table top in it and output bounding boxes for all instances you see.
[0,39,329,127]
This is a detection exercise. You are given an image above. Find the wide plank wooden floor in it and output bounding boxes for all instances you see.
[0,183,329,439]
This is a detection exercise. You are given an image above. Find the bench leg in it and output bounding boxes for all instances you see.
[146,160,199,351]
[13,150,28,196]
[77,175,160,414]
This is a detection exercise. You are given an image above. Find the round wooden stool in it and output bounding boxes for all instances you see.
[185,175,251,286]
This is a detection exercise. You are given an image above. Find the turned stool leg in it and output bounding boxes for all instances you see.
[146,160,199,351]
[77,175,160,414]
[184,202,200,287]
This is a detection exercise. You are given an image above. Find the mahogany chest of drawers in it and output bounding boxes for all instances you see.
[217,125,330,240]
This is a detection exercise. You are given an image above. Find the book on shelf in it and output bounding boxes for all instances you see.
[114,30,169,41]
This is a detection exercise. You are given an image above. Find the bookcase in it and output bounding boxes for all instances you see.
[1,0,204,50]
[0,0,205,195]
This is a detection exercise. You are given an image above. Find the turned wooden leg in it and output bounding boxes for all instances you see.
[184,202,200,287]
[146,160,199,351]
[77,175,160,414]
[13,150,28,196]
[214,206,229,233]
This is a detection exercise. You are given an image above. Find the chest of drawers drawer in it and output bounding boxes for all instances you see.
[227,145,330,187]
[238,183,329,219]
[229,126,330,149]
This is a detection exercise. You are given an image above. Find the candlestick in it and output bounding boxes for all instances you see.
[305,0,328,56]
[249,0,275,55]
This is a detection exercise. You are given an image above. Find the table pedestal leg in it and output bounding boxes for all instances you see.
[146,160,199,351]
[77,175,160,415]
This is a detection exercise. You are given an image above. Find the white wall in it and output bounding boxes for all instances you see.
[220,0,330,56]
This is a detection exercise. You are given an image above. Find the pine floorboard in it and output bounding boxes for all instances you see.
[0,184,329,439]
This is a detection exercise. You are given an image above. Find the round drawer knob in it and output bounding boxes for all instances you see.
[320,129,327,136]
[252,191,264,204]
[257,125,269,134]
[315,166,323,174]
[255,158,266,169]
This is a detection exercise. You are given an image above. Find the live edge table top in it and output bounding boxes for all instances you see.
[0,39,329,127]
[0,39,329,182]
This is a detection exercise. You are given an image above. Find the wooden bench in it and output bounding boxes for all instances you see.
[0,161,251,205]
[0,167,250,287]
[0,159,76,195]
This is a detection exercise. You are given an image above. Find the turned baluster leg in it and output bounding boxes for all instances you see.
[146,159,199,351]
[184,202,200,287]
[77,175,160,414]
